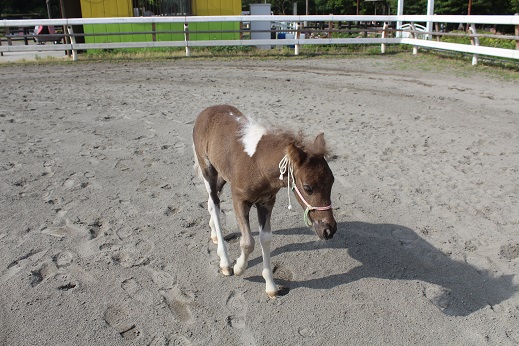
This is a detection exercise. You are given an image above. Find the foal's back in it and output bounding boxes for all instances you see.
[192,105,248,181]
[193,105,243,142]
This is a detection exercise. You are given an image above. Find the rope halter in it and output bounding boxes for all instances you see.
[279,155,332,227]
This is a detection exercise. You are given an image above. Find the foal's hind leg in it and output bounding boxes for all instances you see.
[203,174,232,276]
[257,198,277,297]
[208,177,226,244]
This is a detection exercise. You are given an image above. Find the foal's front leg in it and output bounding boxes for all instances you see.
[232,198,254,276]
[257,199,277,297]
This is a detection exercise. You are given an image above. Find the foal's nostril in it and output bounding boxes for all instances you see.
[323,228,331,239]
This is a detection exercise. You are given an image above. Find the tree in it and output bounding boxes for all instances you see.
[0,0,47,16]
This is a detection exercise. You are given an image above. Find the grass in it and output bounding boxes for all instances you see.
[78,43,403,61]
[440,30,517,50]
[390,49,519,81]
[2,42,519,81]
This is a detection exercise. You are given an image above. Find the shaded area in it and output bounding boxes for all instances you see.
[247,222,517,316]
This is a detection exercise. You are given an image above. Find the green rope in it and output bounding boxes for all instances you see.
[303,207,313,227]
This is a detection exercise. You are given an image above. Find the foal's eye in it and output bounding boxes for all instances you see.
[303,184,313,194]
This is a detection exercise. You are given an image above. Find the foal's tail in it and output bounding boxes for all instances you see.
[192,143,204,180]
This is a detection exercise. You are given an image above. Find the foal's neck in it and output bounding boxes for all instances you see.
[257,132,296,188]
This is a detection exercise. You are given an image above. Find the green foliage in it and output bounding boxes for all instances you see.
[440,30,517,49]
[382,0,518,15]
[0,0,46,17]
[203,45,255,54]
[243,0,519,15]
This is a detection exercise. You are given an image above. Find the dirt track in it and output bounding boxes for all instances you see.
[1,56,519,345]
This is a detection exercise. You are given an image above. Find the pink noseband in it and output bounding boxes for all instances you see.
[292,183,332,226]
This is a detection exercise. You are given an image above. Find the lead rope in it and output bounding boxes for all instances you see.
[278,155,294,210]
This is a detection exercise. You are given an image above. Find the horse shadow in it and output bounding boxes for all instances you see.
[245,221,517,316]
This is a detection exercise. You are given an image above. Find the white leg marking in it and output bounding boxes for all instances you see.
[208,198,217,244]
[203,179,232,275]
[259,224,276,297]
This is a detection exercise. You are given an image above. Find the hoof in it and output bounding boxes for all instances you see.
[266,290,278,299]
[221,267,233,276]
[233,264,245,276]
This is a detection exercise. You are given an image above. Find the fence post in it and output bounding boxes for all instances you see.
[410,22,418,55]
[66,25,78,62]
[381,23,388,54]
[184,23,190,57]
[328,15,333,39]
[294,23,300,56]
[515,14,519,50]
[469,23,479,65]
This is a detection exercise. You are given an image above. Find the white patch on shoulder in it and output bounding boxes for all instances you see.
[240,122,266,157]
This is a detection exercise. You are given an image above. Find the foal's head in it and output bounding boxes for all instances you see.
[287,133,337,240]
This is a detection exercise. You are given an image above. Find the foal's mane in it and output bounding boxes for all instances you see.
[241,115,330,159]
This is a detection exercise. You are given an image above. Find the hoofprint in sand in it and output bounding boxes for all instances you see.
[0,57,518,345]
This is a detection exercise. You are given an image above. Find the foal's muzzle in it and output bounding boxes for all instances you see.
[314,219,337,240]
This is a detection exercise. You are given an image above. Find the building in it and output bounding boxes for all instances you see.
[64,0,241,43]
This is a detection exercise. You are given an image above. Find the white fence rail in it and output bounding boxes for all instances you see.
[1,15,519,64]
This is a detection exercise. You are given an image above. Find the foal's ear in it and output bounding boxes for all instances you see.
[287,142,307,166]
[314,132,328,156]
[314,132,325,147]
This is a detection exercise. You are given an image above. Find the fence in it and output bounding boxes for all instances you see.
[1,14,519,65]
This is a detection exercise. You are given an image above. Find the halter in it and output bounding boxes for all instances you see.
[279,155,332,227]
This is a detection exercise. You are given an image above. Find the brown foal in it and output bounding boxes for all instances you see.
[193,105,336,297]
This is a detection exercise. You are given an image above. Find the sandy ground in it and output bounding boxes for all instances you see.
[1,56,518,345]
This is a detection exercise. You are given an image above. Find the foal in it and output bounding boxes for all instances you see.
[192,105,336,297]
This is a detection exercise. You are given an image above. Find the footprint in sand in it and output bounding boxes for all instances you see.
[30,262,54,287]
[54,273,79,292]
[173,141,186,154]
[1,249,48,284]
[391,228,418,248]
[42,160,55,177]
[226,291,248,329]
[225,291,257,346]
[104,305,141,340]
[78,223,154,268]
[500,242,519,261]
[148,332,192,346]
[0,161,21,172]
[151,270,177,290]
[423,284,455,315]
[164,205,181,217]
[121,277,159,306]
[101,237,153,268]
[41,218,88,239]
[115,158,133,172]
[151,269,195,324]
[272,262,293,296]
[86,218,105,240]
[27,255,79,292]
[168,335,193,346]
[53,251,74,268]
[62,174,77,189]
[206,239,221,276]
